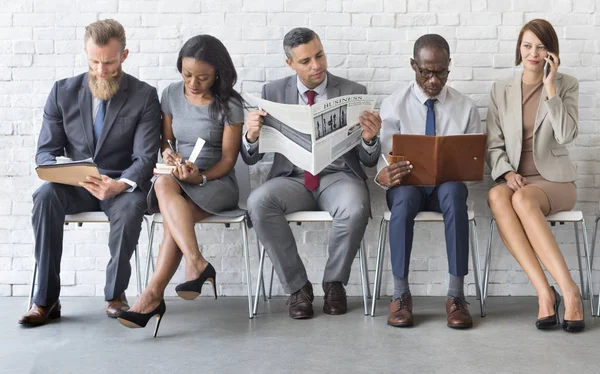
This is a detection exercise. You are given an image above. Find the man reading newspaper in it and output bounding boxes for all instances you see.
[241,28,381,319]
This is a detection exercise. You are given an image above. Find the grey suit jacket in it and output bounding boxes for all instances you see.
[240,72,380,181]
[486,72,578,183]
[36,72,161,193]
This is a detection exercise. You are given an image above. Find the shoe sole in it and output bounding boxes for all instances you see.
[290,314,314,319]
[117,318,143,329]
[387,321,414,328]
[323,309,347,315]
[447,323,473,329]
[177,291,200,300]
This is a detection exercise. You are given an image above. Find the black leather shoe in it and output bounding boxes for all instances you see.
[117,299,166,338]
[536,286,561,330]
[562,295,585,333]
[287,282,314,319]
[323,282,347,315]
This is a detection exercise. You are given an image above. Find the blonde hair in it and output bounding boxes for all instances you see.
[84,19,126,50]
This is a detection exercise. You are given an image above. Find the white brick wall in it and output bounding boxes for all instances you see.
[1,0,599,298]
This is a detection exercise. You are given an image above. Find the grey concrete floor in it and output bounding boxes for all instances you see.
[1,296,598,373]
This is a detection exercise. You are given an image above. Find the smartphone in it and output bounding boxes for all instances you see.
[544,55,554,77]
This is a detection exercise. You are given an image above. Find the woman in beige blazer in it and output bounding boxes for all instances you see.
[486,19,583,332]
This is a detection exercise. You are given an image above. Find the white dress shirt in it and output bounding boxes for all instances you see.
[375,81,483,189]
[92,96,136,192]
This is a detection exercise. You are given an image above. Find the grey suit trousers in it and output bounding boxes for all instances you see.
[247,172,370,294]
[32,182,146,306]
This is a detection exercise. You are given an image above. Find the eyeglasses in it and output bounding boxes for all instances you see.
[414,65,450,80]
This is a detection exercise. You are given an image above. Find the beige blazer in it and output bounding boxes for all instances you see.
[486,72,579,183]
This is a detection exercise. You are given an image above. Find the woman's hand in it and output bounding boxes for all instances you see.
[543,52,559,99]
[162,148,182,166]
[504,171,527,191]
[172,161,200,183]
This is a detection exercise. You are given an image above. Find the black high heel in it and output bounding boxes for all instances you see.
[562,296,585,333]
[175,262,217,300]
[536,286,561,330]
[117,299,166,338]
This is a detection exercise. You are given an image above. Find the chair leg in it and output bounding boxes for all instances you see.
[590,216,600,285]
[580,220,595,317]
[241,220,253,319]
[27,261,38,312]
[574,222,587,300]
[376,220,388,300]
[144,222,156,288]
[359,239,369,315]
[470,220,484,317]
[371,218,387,317]
[253,244,267,316]
[256,240,267,302]
[134,245,141,296]
[482,218,495,317]
[268,265,275,299]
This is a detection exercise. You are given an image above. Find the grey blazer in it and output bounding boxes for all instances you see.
[36,72,161,193]
[240,72,380,181]
[486,72,579,183]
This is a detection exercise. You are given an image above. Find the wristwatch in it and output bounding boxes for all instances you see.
[199,174,207,186]
[363,136,378,146]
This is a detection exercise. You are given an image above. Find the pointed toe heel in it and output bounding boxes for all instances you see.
[175,263,218,300]
[536,286,561,330]
[117,300,166,338]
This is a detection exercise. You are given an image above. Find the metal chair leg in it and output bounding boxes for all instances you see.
[268,265,275,299]
[253,244,267,316]
[134,245,141,296]
[144,221,156,288]
[580,220,595,316]
[27,261,37,311]
[256,240,266,302]
[359,239,369,315]
[242,220,253,319]
[376,220,388,300]
[470,220,484,317]
[371,217,387,317]
[574,222,587,300]
[482,218,495,317]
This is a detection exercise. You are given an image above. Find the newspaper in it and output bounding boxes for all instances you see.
[243,93,377,174]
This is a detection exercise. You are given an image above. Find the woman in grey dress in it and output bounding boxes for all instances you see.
[117,35,244,336]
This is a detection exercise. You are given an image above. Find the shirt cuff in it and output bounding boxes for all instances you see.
[373,168,389,191]
[119,178,137,192]
[242,131,259,154]
[361,136,379,154]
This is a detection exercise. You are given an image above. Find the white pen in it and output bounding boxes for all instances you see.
[381,153,389,166]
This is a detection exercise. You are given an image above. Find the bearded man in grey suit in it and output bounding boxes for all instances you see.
[19,19,161,326]
[242,28,381,319]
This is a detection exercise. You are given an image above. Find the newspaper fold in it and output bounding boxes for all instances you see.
[243,93,377,174]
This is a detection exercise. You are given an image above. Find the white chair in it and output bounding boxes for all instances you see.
[27,211,150,310]
[144,156,255,319]
[482,210,595,317]
[253,211,371,316]
[370,210,483,317]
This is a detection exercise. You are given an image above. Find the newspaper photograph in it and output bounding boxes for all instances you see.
[242,93,377,174]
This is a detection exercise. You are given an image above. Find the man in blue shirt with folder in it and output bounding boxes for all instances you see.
[376,34,482,329]
[19,20,160,326]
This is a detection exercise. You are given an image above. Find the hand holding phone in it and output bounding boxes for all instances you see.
[544,55,554,77]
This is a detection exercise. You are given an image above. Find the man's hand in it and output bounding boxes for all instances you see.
[377,161,412,187]
[172,161,201,183]
[80,175,129,200]
[245,109,267,143]
[504,171,527,191]
[359,111,382,143]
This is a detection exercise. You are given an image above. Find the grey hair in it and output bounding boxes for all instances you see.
[283,27,320,59]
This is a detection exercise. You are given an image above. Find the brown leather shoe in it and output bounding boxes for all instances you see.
[446,296,473,329]
[106,293,129,318]
[19,301,61,326]
[387,293,414,327]
[287,282,314,319]
[323,282,347,315]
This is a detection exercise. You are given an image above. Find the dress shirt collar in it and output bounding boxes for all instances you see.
[412,81,448,105]
[297,74,328,97]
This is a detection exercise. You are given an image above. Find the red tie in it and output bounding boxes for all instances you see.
[304,90,319,191]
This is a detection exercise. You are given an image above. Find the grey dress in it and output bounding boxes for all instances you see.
[147,81,244,215]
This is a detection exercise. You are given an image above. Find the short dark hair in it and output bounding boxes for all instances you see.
[515,19,559,66]
[413,34,450,60]
[176,35,244,123]
[283,27,320,59]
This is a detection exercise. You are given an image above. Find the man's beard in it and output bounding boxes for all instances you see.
[88,66,122,100]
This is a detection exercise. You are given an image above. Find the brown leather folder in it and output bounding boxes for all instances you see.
[36,162,101,186]
[389,134,487,186]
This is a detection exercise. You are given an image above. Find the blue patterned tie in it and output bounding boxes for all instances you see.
[424,99,436,195]
[93,100,106,145]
